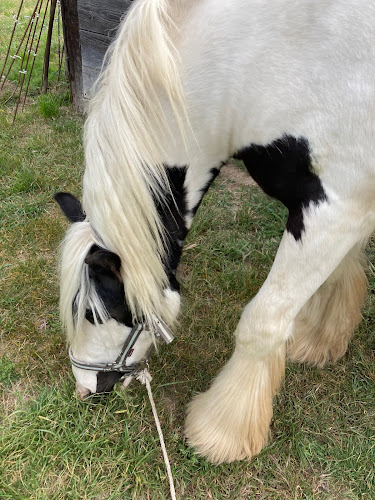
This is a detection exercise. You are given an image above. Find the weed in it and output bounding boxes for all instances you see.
[0,356,18,387]
[37,93,61,119]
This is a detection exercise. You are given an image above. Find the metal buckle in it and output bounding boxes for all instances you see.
[152,315,174,344]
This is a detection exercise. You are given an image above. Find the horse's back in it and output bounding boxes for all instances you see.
[168,0,375,193]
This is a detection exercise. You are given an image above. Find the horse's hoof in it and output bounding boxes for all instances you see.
[184,351,282,463]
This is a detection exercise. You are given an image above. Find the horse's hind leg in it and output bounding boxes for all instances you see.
[288,246,367,367]
[185,198,374,464]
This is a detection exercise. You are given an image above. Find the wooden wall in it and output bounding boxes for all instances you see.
[61,0,132,109]
[77,0,132,100]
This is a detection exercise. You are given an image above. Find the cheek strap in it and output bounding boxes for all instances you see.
[69,323,144,373]
[68,318,174,374]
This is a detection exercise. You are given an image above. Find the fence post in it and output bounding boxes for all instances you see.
[42,0,57,93]
[60,0,83,111]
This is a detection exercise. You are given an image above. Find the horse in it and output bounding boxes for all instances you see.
[54,0,375,464]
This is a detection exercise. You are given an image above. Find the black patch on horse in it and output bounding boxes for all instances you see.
[234,135,327,240]
[157,165,220,289]
[191,167,220,216]
[84,245,133,327]
[156,166,189,290]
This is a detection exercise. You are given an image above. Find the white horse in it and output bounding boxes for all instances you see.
[54,0,375,463]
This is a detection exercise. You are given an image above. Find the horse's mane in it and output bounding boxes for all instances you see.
[59,221,110,346]
[77,0,187,329]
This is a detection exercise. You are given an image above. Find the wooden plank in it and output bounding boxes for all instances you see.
[80,29,113,69]
[64,1,133,103]
[82,65,100,99]
[60,0,84,111]
[77,1,133,100]
[80,30,114,98]
[77,0,132,36]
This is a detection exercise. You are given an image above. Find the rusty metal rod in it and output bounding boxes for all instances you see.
[0,0,25,83]
[1,0,41,90]
[13,1,44,121]
[22,0,49,111]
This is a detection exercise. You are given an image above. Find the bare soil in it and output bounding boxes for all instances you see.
[220,162,257,188]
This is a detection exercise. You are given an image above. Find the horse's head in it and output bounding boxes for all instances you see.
[54,193,180,398]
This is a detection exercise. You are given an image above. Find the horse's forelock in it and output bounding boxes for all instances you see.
[59,221,109,347]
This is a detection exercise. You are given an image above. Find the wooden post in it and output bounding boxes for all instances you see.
[42,0,57,94]
[60,0,83,111]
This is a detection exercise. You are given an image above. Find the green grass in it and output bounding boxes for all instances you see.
[0,355,18,387]
[37,92,68,118]
[1,5,374,498]
[1,0,68,113]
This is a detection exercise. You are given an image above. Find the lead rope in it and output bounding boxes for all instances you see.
[136,369,177,500]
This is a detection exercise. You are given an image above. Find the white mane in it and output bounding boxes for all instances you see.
[80,0,187,328]
[59,221,109,345]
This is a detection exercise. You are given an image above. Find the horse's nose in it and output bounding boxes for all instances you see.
[76,384,91,399]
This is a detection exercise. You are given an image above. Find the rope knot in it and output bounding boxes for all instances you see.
[136,368,152,385]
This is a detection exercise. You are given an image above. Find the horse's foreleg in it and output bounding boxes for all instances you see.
[288,246,367,367]
[185,199,373,463]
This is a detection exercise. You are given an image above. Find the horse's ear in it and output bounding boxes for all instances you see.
[54,192,85,223]
[85,246,122,281]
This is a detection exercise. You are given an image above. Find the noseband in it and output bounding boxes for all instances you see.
[68,317,174,375]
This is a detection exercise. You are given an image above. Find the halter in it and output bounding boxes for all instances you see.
[68,317,174,375]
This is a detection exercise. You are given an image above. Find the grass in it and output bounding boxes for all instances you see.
[0,0,67,115]
[0,355,18,387]
[37,93,60,119]
[1,4,374,499]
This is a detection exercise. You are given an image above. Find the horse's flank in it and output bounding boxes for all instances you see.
[82,0,189,328]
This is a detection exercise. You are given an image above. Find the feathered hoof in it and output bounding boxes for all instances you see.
[287,335,349,368]
[185,390,269,463]
[184,351,284,464]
